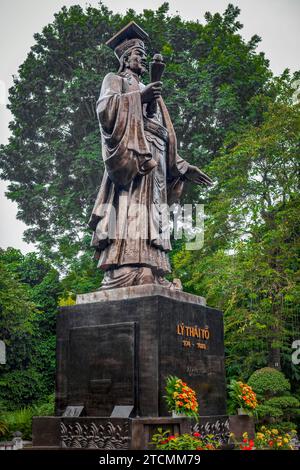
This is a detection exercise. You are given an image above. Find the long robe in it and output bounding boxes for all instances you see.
[89,70,189,276]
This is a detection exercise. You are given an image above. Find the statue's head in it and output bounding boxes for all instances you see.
[119,45,147,75]
[106,21,149,76]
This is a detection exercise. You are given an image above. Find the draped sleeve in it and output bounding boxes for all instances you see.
[97,73,156,187]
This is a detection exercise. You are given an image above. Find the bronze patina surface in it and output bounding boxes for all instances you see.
[89,21,212,289]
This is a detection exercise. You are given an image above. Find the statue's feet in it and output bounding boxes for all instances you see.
[99,266,182,290]
[155,276,183,291]
[99,266,154,290]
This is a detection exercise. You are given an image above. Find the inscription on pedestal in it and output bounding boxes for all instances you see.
[177,322,210,350]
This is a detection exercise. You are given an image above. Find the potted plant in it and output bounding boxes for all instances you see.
[228,379,258,416]
[164,376,199,420]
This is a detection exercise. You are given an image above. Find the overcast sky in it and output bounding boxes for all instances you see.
[0,0,299,254]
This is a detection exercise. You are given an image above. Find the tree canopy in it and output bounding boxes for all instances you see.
[0,248,61,409]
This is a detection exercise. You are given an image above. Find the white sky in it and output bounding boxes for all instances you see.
[0,0,299,254]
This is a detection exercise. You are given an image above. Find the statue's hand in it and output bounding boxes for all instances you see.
[141,81,162,104]
[185,165,213,186]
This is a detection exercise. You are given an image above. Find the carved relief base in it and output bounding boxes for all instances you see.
[32,415,230,450]
[61,419,130,449]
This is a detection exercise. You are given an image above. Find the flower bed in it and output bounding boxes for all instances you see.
[151,429,220,450]
[230,426,297,450]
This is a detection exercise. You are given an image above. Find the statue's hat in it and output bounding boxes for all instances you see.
[106,21,149,59]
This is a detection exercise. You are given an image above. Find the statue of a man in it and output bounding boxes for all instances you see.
[89,22,211,289]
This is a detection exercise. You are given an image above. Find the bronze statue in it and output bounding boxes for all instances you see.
[89,21,212,290]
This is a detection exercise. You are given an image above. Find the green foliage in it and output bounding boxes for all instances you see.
[248,368,300,424]
[1,407,34,440]
[0,368,48,410]
[0,251,35,341]
[0,248,59,410]
[173,75,300,382]
[266,396,300,409]
[60,251,103,296]
[151,428,220,450]
[58,293,76,306]
[248,368,290,397]
[256,403,284,419]
[1,394,54,440]
[33,393,55,417]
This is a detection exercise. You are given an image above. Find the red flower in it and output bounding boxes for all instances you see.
[193,432,201,437]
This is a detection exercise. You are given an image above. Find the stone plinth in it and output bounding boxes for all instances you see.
[76,284,206,306]
[56,285,226,418]
[229,415,255,440]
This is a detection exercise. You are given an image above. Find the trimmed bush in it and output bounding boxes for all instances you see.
[248,368,300,424]
[248,368,290,397]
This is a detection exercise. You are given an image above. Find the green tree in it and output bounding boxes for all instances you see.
[0,251,34,348]
[60,251,103,300]
[0,249,61,409]
[173,74,300,380]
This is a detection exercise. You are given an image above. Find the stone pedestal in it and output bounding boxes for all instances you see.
[229,415,255,440]
[56,285,226,418]
[33,285,227,448]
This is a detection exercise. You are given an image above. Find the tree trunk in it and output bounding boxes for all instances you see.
[268,338,281,370]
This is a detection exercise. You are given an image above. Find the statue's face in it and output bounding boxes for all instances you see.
[125,47,147,76]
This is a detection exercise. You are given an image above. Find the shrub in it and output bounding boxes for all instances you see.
[248,368,300,425]
[248,368,290,397]
[2,407,34,440]
[0,368,48,410]
[1,394,55,441]
[33,393,55,416]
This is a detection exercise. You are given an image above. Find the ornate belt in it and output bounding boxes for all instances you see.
[143,117,169,143]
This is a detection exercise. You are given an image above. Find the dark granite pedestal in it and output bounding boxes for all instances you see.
[33,285,227,449]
